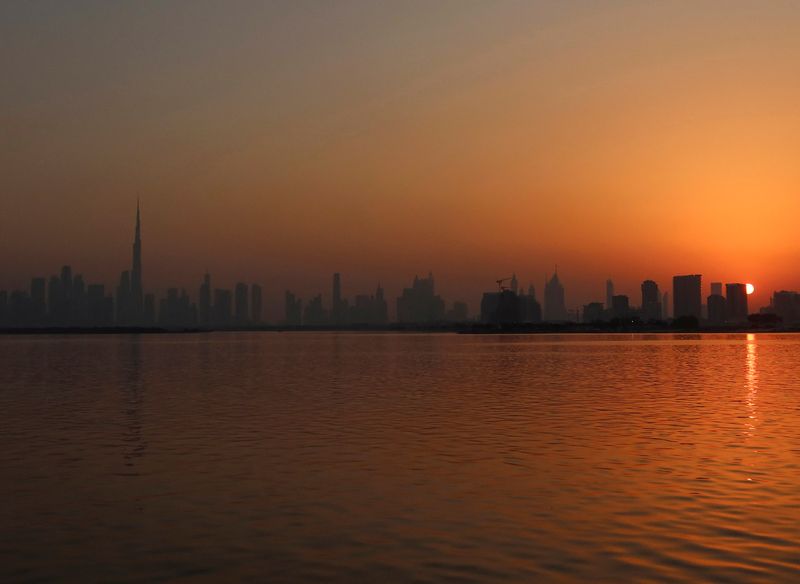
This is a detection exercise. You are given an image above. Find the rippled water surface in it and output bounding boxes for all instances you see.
[3,333,800,582]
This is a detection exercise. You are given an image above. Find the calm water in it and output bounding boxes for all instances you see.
[2,333,800,582]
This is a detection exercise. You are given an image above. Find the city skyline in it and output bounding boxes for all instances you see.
[3,203,797,328]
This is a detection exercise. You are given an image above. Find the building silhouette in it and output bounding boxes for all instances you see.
[396,273,445,323]
[707,292,725,325]
[725,283,748,323]
[544,269,567,321]
[611,294,630,319]
[332,273,347,325]
[769,291,800,324]
[284,291,302,325]
[606,279,614,311]
[641,280,661,321]
[583,302,604,323]
[303,294,327,325]
[673,275,702,320]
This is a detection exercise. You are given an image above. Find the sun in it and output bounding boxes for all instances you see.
[746,283,755,295]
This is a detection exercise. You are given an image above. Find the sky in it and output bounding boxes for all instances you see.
[2,1,800,318]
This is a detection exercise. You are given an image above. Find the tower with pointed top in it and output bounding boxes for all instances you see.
[544,268,567,321]
[131,200,143,322]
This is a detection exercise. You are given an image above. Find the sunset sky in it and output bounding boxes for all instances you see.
[2,1,800,317]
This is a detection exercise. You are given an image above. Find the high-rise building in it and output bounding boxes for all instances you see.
[583,302,605,323]
[673,275,702,320]
[235,283,249,324]
[707,293,726,325]
[725,283,748,323]
[544,269,567,321]
[396,273,445,323]
[520,285,541,323]
[771,291,800,325]
[304,294,327,325]
[284,291,302,326]
[641,280,661,321]
[606,279,615,310]
[130,200,143,323]
[611,295,630,318]
[710,282,723,297]
[251,284,263,324]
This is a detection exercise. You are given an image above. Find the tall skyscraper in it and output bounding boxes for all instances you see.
[131,200,143,322]
[673,275,702,320]
[710,282,723,297]
[544,269,567,321]
[606,279,614,310]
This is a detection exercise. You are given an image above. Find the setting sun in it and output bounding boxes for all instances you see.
[746,283,755,295]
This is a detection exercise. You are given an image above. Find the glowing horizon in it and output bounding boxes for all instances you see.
[2,2,800,317]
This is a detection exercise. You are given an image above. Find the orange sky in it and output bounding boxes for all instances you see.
[2,2,800,317]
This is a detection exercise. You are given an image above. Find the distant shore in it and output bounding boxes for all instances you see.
[1,323,797,335]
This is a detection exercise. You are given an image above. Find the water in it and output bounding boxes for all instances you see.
[2,333,800,582]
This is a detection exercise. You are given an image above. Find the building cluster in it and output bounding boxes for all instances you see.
[0,204,263,329]
[4,206,800,329]
[284,273,388,326]
[283,272,467,326]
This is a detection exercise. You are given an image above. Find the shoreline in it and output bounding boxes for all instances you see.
[0,323,797,335]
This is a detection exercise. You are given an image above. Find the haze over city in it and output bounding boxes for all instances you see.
[4,1,800,316]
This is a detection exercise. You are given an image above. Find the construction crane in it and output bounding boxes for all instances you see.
[496,277,513,292]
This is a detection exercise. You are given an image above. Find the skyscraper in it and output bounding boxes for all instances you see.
[544,269,567,321]
[606,279,614,310]
[673,275,702,320]
[641,280,661,321]
[131,200,143,323]
[725,283,748,323]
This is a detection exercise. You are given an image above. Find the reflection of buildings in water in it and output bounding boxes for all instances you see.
[744,334,758,438]
[120,338,146,467]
